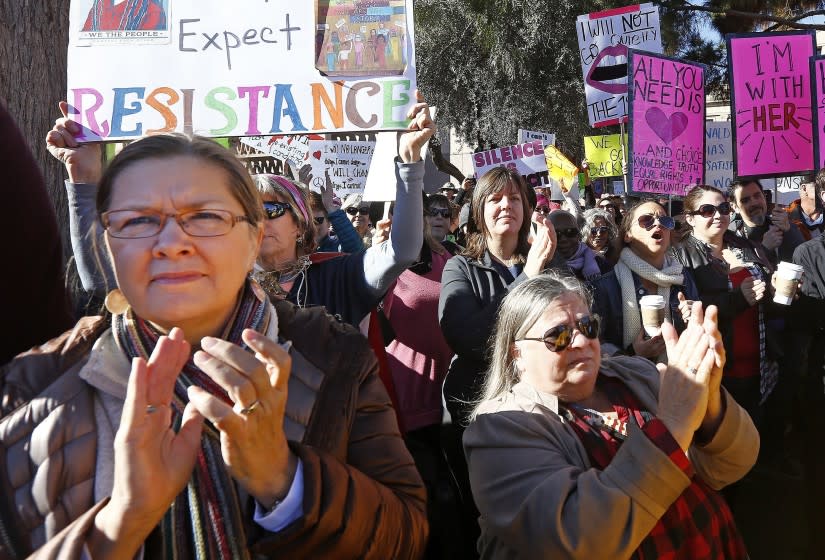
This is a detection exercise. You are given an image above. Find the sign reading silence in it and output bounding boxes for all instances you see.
[66,0,418,141]
[627,50,705,197]
[728,31,816,179]
[576,3,662,128]
[472,141,562,198]
[584,134,627,178]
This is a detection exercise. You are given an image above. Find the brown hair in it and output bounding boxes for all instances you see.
[308,190,328,217]
[618,199,668,245]
[96,134,264,227]
[683,184,726,214]
[463,166,532,262]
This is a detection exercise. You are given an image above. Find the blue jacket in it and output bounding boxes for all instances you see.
[591,266,699,355]
[317,208,365,254]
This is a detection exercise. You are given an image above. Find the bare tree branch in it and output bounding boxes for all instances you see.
[764,9,825,31]
[666,1,825,31]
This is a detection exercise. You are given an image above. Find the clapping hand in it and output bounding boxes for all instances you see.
[523,211,557,278]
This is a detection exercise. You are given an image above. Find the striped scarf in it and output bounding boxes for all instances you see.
[113,280,271,559]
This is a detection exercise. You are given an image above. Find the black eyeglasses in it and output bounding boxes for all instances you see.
[313,216,326,225]
[536,205,550,215]
[557,227,580,239]
[688,202,732,219]
[263,201,290,220]
[590,226,609,236]
[637,214,675,231]
[516,315,601,352]
[346,206,370,216]
[102,209,250,239]
[427,208,451,218]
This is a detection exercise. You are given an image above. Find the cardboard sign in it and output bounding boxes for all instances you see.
[576,3,662,128]
[544,145,579,193]
[812,56,825,171]
[518,129,556,146]
[705,122,734,191]
[240,134,324,167]
[627,51,705,196]
[66,0,418,141]
[584,134,626,177]
[728,31,816,179]
[472,141,561,196]
[322,139,376,198]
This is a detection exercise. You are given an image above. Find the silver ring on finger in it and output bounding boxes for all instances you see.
[687,366,699,376]
[239,399,261,415]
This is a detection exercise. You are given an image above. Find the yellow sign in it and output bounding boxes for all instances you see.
[544,145,579,193]
[584,134,627,178]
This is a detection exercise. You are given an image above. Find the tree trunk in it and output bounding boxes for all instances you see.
[0,1,71,255]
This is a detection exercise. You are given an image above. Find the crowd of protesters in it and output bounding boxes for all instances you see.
[1,95,824,559]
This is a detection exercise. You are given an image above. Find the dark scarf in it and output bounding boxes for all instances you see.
[113,280,270,559]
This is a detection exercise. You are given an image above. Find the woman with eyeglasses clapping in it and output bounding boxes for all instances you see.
[591,200,699,360]
[673,185,777,422]
[464,272,755,559]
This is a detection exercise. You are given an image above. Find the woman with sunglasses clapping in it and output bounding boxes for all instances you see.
[592,200,699,360]
[673,185,777,423]
[464,272,755,559]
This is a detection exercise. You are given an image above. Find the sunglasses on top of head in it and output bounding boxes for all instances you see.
[687,202,732,219]
[346,206,370,216]
[516,315,601,352]
[263,201,290,220]
[636,213,675,231]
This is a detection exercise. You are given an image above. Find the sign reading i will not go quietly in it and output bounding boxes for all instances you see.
[66,0,418,141]
[472,141,561,199]
[584,134,627,178]
[728,31,816,179]
[627,50,705,197]
[576,3,662,128]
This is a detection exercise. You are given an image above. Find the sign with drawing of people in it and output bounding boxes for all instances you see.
[66,0,418,141]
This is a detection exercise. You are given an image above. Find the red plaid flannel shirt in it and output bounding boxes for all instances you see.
[564,377,748,559]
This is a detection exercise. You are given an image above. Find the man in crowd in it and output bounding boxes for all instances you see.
[787,173,825,241]
[439,182,458,202]
[729,179,805,264]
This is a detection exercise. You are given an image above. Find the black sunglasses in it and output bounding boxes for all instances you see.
[428,208,451,218]
[536,205,550,215]
[263,201,290,220]
[590,226,609,236]
[637,214,675,231]
[313,216,326,225]
[346,206,370,216]
[599,204,617,212]
[517,315,601,352]
[557,227,580,239]
[688,202,732,219]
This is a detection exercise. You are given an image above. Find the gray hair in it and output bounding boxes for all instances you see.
[469,271,594,421]
[580,208,618,242]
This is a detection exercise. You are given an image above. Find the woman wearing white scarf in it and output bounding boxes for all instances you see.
[592,201,699,360]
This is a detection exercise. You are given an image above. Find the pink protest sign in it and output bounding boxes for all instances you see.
[812,56,825,171]
[626,50,705,196]
[728,31,816,179]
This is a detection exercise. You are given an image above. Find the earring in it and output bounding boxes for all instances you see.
[296,236,304,246]
[104,288,129,315]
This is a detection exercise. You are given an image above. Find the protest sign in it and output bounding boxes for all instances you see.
[584,134,626,178]
[66,0,418,141]
[705,122,734,191]
[323,139,376,198]
[576,3,662,128]
[472,141,563,197]
[727,31,815,179]
[240,134,324,167]
[315,0,409,78]
[812,56,825,171]
[544,146,580,193]
[627,51,705,197]
[518,129,556,146]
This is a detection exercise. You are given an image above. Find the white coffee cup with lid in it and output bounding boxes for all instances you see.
[639,294,666,337]
[773,262,803,305]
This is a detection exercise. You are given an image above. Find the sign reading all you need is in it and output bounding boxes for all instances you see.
[66,0,418,141]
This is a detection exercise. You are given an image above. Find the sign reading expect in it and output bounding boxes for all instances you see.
[627,50,705,197]
[66,0,418,141]
[576,3,662,128]
[727,31,816,179]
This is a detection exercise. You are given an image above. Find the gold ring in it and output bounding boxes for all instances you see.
[240,400,261,415]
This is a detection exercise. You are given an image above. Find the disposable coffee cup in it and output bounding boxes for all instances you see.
[773,261,803,305]
[639,295,666,337]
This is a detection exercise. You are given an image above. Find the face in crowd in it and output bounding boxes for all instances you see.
[731,181,767,226]
[347,203,371,236]
[549,211,580,260]
[598,198,619,222]
[587,216,610,252]
[622,201,673,266]
[313,210,329,245]
[426,201,452,241]
[685,187,732,243]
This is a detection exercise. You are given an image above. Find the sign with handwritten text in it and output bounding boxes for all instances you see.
[576,3,662,128]
[584,134,627,177]
[472,141,563,198]
[705,122,734,191]
[66,0,417,141]
[518,129,556,146]
[627,51,705,196]
[728,31,815,179]
[811,56,825,171]
[544,146,579,193]
[240,134,324,167]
